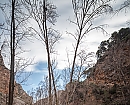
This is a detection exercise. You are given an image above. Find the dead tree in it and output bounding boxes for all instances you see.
[22,0,60,105]
[0,0,33,104]
[70,0,113,83]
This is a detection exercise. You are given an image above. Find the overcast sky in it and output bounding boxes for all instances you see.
[0,0,130,92]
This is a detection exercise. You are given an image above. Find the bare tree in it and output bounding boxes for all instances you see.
[116,0,130,12]
[114,0,130,25]
[74,50,94,82]
[22,0,60,105]
[8,0,15,104]
[70,0,113,83]
[61,49,95,105]
[0,0,34,104]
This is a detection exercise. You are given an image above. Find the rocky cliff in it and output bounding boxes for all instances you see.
[58,28,130,105]
[0,50,32,105]
[62,28,130,105]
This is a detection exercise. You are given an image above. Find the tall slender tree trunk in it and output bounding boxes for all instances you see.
[70,29,82,83]
[43,0,52,105]
[8,0,15,105]
[46,46,52,105]
[70,38,80,83]
[51,67,58,105]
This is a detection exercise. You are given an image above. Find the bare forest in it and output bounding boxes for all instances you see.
[0,0,130,105]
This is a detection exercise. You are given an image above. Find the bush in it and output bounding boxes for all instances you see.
[109,84,117,94]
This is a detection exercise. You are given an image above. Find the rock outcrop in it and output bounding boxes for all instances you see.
[0,50,32,105]
[70,28,130,105]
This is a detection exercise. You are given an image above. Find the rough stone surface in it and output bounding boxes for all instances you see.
[0,50,32,105]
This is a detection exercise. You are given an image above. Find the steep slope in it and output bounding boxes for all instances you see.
[60,28,130,105]
[0,50,32,105]
[85,28,130,105]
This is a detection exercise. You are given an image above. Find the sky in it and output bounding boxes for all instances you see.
[0,0,130,92]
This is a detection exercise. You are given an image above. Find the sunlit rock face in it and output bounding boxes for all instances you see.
[0,51,32,105]
[0,50,9,95]
[90,29,130,86]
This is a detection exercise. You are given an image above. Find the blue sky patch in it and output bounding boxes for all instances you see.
[34,61,47,71]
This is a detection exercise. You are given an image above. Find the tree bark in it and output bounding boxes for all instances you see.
[8,0,15,105]
[51,67,58,105]
[43,0,52,105]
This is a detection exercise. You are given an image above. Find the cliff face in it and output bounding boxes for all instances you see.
[90,39,130,86]
[60,28,130,105]
[85,28,130,104]
[0,51,32,105]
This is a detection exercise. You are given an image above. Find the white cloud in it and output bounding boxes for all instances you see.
[17,0,130,71]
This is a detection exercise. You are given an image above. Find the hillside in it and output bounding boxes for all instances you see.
[34,27,130,105]
[0,50,32,105]
[66,27,130,105]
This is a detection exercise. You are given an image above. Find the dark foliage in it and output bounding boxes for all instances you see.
[96,27,130,60]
